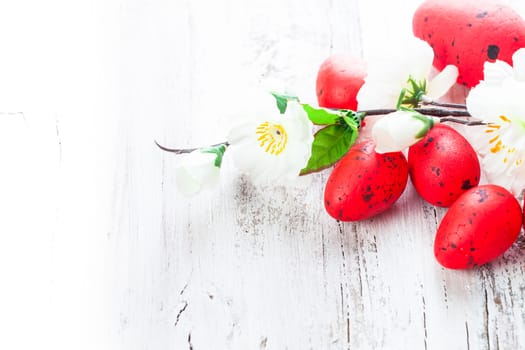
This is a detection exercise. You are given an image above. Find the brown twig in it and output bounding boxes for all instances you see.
[422,101,468,109]
[155,140,229,154]
[439,117,487,126]
[358,108,471,117]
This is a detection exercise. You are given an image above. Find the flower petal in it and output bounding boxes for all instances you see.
[357,37,434,110]
[226,99,313,185]
[466,83,503,123]
[403,38,434,81]
[357,79,404,110]
[227,122,257,144]
[512,48,525,82]
[482,60,513,86]
[175,151,220,196]
[371,111,435,153]
[427,65,458,99]
[466,54,525,196]
[372,122,401,153]
[478,124,525,196]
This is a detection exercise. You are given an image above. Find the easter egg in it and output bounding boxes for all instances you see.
[434,184,523,269]
[408,124,480,207]
[324,139,408,221]
[316,54,367,111]
[413,0,525,87]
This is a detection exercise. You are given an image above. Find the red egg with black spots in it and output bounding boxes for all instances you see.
[316,54,367,111]
[434,184,523,269]
[324,140,409,221]
[408,124,480,207]
[413,0,525,87]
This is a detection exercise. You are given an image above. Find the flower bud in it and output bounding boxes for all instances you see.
[372,110,438,153]
[175,149,221,196]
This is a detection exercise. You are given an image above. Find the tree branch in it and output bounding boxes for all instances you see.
[359,108,471,117]
[155,140,229,154]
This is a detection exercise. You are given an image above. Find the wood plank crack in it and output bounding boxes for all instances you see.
[322,229,328,295]
[483,288,491,350]
[174,301,189,327]
[180,280,190,296]
[260,336,268,349]
[465,321,471,350]
[350,224,364,298]
[422,293,428,350]
[337,221,351,347]
[187,332,194,350]
[441,276,449,309]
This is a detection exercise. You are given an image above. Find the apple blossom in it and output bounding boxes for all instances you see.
[357,37,458,110]
[227,101,313,184]
[466,48,525,196]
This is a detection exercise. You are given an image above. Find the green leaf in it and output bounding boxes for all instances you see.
[340,115,358,130]
[271,92,300,114]
[300,124,358,175]
[200,144,227,168]
[302,104,341,125]
[398,75,428,108]
[349,111,365,126]
[396,87,407,109]
[413,114,435,138]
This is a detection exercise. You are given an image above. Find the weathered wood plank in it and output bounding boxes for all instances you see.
[2,0,525,349]
[114,0,525,349]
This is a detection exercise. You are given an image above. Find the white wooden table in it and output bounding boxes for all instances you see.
[1,0,525,349]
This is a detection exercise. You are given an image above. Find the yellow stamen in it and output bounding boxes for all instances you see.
[489,135,500,144]
[490,140,504,153]
[499,115,511,123]
[255,121,288,155]
[483,116,523,169]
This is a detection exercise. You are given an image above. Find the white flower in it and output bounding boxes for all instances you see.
[357,37,458,110]
[466,48,525,196]
[371,110,438,153]
[175,148,222,196]
[227,100,314,184]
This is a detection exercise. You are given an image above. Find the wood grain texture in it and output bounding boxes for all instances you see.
[1,0,525,349]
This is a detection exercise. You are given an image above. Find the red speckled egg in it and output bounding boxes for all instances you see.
[413,0,525,87]
[408,124,480,207]
[434,184,523,269]
[324,139,409,221]
[316,54,367,111]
